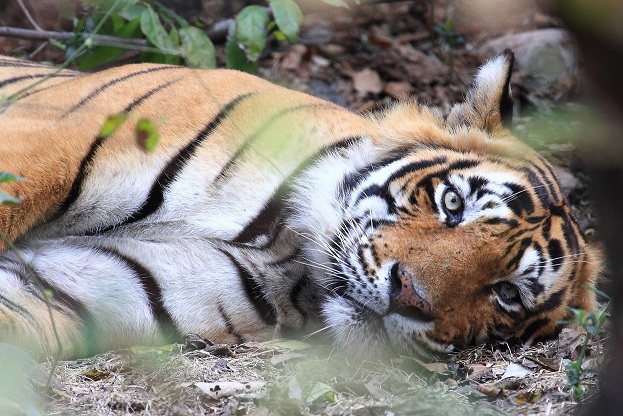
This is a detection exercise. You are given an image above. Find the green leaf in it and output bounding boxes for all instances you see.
[225,23,257,73]
[135,119,160,152]
[140,5,176,53]
[269,0,303,43]
[118,3,147,21]
[179,26,216,68]
[155,2,189,28]
[0,172,24,184]
[164,27,182,65]
[235,5,269,62]
[99,113,127,138]
[0,191,21,206]
[77,17,142,70]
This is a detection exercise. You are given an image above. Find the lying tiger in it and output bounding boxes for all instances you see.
[0,52,599,360]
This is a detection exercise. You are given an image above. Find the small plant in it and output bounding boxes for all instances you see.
[45,0,307,72]
[564,295,609,399]
[433,13,464,83]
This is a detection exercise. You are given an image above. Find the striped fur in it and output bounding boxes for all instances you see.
[0,53,600,359]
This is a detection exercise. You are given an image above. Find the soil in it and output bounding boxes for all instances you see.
[0,1,607,415]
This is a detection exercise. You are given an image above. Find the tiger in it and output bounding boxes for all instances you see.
[0,52,600,360]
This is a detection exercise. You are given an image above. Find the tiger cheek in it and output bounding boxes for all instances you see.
[375,220,505,346]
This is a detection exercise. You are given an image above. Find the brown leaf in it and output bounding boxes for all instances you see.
[558,327,586,359]
[384,81,412,100]
[281,44,308,71]
[81,369,110,381]
[476,383,502,398]
[352,68,383,95]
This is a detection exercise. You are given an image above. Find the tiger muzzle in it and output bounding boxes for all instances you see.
[390,264,433,321]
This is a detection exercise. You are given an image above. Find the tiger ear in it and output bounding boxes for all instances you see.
[447,50,515,133]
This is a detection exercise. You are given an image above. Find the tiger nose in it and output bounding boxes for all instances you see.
[390,264,433,320]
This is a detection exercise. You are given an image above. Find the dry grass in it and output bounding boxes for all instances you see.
[0,323,599,416]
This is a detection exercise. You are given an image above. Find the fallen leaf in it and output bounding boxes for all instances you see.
[404,356,451,376]
[558,327,586,359]
[306,382,336,404]
[352,68,383,95]
[509,388,543,404]
[501,363,534,379]
[270,351,305,365]
[383,81,412,100]
[81,369,111,381]
[288,376,303,400]
[476,383,502,398]
[130,344,177,355]
[263,339,311,350]
[193,381,266,399]
[364,381,391,401]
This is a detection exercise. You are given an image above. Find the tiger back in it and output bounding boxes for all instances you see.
[0,53,600,359]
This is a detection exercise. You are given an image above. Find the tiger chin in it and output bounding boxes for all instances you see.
[0,51,600,360]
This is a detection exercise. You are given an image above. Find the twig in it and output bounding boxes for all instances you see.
[15,0,42,31]
[0,26,148,48]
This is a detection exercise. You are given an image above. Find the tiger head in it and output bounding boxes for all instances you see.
[291,51,601,358]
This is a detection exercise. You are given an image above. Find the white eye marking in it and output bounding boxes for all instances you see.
[443,190,463,213]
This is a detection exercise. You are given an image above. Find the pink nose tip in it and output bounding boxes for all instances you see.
[390,265,432,319]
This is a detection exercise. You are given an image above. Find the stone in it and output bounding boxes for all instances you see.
[479,29,578,92]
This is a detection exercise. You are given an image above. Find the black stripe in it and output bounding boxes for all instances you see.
[233,135,364,244]
[219,249,277,325]
[547,239,564,272]
[0,73,75,90]
[520,166,550,207]
[213,103,336,185]
[537,155,563,201]
[96,247,179,339]
[0,292,35,321]
[506,237,532,270]
[520,317,550,342]
[354,156,448,210]
[217,303,244,344]
[123,77,181,114]
[87,93,253,234]
[52,78,183,218]
[62,66,177,116]
[55,135,107,216]
[289,276,310,325]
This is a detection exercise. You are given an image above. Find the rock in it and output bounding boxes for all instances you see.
[552,165,580,196]
[479,29,578,92]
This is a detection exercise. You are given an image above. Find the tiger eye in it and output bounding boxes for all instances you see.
[444,190,463,212]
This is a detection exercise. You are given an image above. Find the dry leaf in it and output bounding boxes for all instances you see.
[383,81,412,100]
[193,381,265,399]
[352,68,383,95]
[476,383,502,398]
[270,351,305,365]
[501,363,534,379]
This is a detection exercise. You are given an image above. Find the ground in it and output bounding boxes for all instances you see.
[0,1,608,415]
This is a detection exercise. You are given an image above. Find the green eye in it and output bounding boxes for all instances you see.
[496,282,520,303]
[443,190,463,213]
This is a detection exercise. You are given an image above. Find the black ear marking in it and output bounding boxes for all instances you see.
[499,49,515,128]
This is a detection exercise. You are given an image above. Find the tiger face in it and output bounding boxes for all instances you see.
[289,53,600,358]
